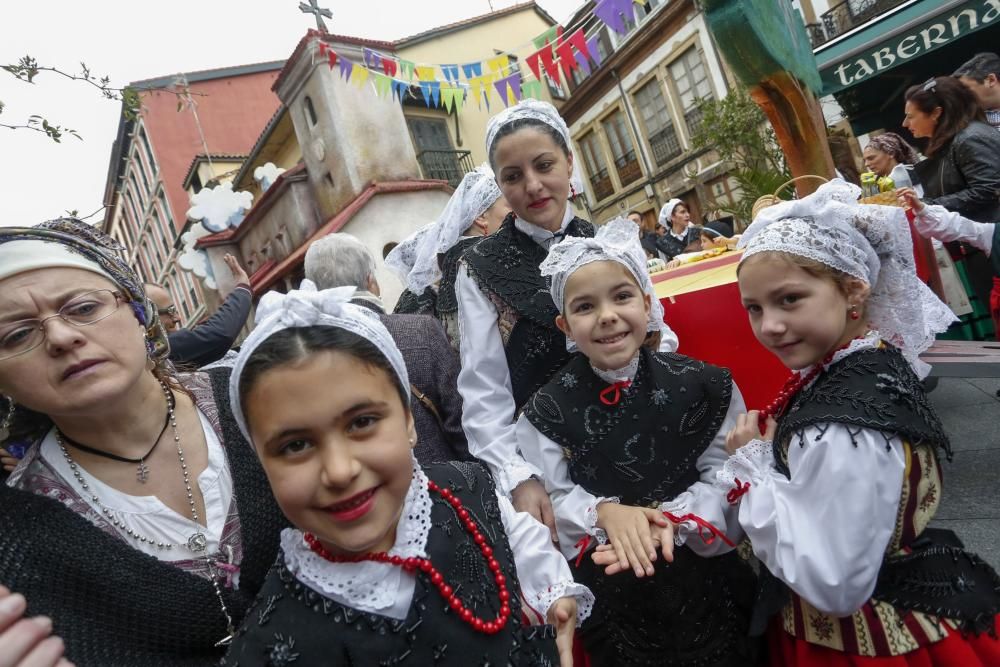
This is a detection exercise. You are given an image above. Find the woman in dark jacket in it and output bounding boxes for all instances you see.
[907,76,1000,336]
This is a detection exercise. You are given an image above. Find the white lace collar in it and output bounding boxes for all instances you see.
[514,204,575,247]
[799,330,881,388]
[281,459,433,616]
[592,352,640,384]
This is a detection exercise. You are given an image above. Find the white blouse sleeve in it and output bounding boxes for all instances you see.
[716,424,906,617]
[914,205,996,255]
[456,266,542,496]
[657,321,679,353]
[516,415,619,561]
[497,491,595,625]
[659,382,746,556]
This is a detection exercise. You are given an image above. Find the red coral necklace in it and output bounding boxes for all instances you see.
[303,479,512,635]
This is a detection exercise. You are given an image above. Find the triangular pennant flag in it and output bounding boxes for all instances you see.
[362,48,382,70]
[566,28,592,62]
[532,25,561,51]
[382,58,398,77]
[525,50,544,81]
[373,72,392,97]
[557,51,577,79]
[521,79,543,100]
[538,47,560,84]
[441,84,454,113]
[391,79,409,101]
[575,52,591,76]
[508,72,523,102]
[461,62,482,79]
[586,35,604,68]
[415,65,436,82]
[593,0,635,35]
[327,49,339,70]
[453,84,465,114]
[400,59,415,81]
[440,64,460,84]
[419,80,441,107]
[338,57,354,81]
[351,66,369,88]
[493,74,521,107]
[318,42,328,56]
[486,55,509,74]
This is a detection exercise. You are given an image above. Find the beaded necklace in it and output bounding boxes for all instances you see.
[304,479,512,635]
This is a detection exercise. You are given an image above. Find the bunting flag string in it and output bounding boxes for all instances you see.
[373,72,392,97]
[338,57,354,81]
[382,58,398,77]
[418,80,441,107]
[461,62,482,79]
[400,59,415,81]
[415,65,437,82]
[521,79,543,100]
[440,64,460,84]
[351,66,370,88]
[593,0,637,35]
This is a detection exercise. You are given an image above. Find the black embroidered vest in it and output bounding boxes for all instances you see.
[0,368,288,667]
[753,344,1000,642]
[463,214,594,410]
[223,462,560,666]
[393,287,438,317]
[523,351,759,666]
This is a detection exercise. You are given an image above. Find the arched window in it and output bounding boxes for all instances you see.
[304,96,318,126]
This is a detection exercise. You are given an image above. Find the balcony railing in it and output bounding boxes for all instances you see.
[684,107,706,139]
[590,168,615,201]
[615,151,643,186]
[648,125,682,166]
[416,149,475,187]
[810,0,910,47]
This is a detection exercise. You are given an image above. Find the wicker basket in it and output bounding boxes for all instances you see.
[751,175,829,221]
[859,190,904,207]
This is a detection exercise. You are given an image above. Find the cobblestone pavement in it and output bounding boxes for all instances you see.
[927,377,1000,569]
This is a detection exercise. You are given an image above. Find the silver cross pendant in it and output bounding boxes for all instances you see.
[136,460,150,483]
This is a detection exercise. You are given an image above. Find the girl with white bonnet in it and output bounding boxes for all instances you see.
[455,98,678,537]
[0,219,287,665]
[222,281,592,666]
[518,217,758,665]
[712,180,1000,665]
[392,163,509,347]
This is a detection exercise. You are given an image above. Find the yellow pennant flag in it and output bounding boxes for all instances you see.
[486,55,509,74]
[351,66,369,88]
[415,65,436,82]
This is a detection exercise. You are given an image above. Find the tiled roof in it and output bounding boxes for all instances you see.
[395,2,555,47]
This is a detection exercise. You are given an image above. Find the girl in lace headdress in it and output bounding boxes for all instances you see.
[395,163,509,346]
[517,217,758,666]
[223,282,593,666]
[455,99,679,540]
[711,180,1000,666]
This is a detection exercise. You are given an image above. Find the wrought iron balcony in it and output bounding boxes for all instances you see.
[648,125,682,167]
[590,168,615,201]
[615,151,643,186]
[416,149,475,187]
[812,0,910,47]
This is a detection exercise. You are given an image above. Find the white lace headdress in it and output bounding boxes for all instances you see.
[738,179,955,374]
[384,221,437,285]
[485,98,571,158]
[540,217,666,351]
[404,164,502,294]
[228,280,410,444]
[658,198,684,228]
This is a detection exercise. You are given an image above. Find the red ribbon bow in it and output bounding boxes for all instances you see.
[599,380,632,406]
[662,511,736,548]
[726,479,751,505]
[573,535,592,568]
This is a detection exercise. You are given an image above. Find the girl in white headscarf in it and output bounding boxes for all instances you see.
[455,99,678,539]
[700,180,1000,666]
[224,281,593,666]
[516,217,757,665]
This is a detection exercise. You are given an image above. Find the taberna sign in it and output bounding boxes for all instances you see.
[819,0,1000,94]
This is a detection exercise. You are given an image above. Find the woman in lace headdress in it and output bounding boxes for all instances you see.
[710,180,1000,666]
[454,99,679,538]
[223,282,593,666]
[385,222,439,316]
[396,164,509,347]
[518,217,758,666]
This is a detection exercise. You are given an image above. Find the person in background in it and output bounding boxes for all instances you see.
[145,253,252,368]
[654,199,700,261]
[632,209,660,259]
[954,52,1000,131]
[386,222,440,317]
[863,132,920,189]
[304,233,469,463]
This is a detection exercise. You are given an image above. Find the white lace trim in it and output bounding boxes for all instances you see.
[384,221,438,283]
[716,438,774,490]
[498,459,541,498]
[527,581,595,626]
[658,492,696,547]
[794,329,881,390]
[282,462,432,613]
[586,497,619,544]
[592,353,640,384]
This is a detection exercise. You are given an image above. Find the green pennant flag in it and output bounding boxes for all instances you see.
[533,25,559,51]
[400,59,415,81]
[373,72,392,98]
[521,79,543,100]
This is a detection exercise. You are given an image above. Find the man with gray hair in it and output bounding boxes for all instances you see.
[955,52,1000,131]
[304,233,469,463]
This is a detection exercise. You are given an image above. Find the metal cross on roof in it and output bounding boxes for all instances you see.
[299,0,332,32]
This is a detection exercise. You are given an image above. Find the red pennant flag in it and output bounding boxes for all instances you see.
[566,28,591,62]
[318,42,328,56]
[327,49,338,70]
[538,47,560,84]
[382,58,397,77]
[525,50,544,82]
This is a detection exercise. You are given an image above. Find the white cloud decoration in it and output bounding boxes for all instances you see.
[254,162,286,191]
[177,223,217,290]
[187,182,254,233]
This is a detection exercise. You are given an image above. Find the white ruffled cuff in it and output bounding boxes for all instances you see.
[497,458,544,497]
[658,493,696,547]
[715,438,774,492]
[528,580,595,626]
[586,496,620,544]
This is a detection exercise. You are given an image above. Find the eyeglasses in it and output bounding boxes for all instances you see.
[0,289,125,361]
[921,77,937,93]
[157,305,178,318]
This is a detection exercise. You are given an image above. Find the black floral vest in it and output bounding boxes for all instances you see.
[222,461,560,666]
[463,214,594,410]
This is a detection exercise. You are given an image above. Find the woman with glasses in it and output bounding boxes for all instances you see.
[0,219,286,666]
[905,76,1000,338]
